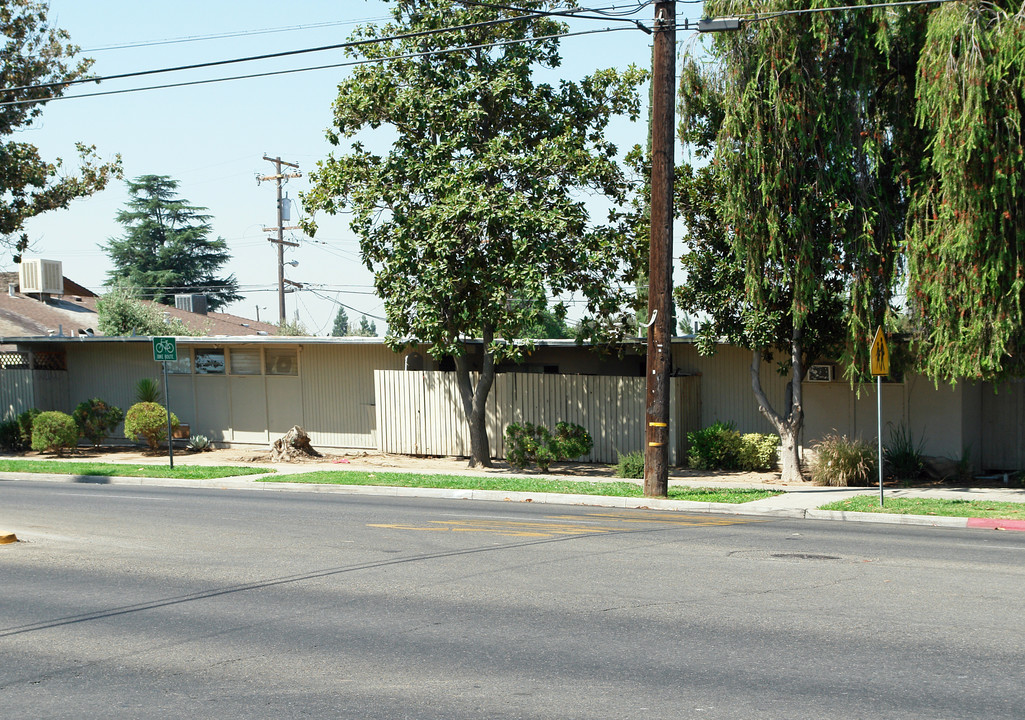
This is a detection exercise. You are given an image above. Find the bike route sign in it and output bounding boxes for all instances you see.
[153,336,177,362]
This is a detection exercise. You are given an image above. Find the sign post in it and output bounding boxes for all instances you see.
[870,326,890,506]
[152,337,178,468]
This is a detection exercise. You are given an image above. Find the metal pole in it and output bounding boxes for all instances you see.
[163,360,173,469]
[878,375,883,506]
[643,0,676,498]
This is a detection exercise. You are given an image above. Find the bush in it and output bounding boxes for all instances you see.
[688,421,743,470]
[17,408,40,449]
[739,433,780,471]
[615,449,645,479]
[0,418,23,451]
[124,402,179,450]
[883,422,925,480]
[505,421,593,472]
[811,434,877,487]
[31,411,80,456]
[72,398,124,446]
[134,378,161,403]
[187,434,212,452]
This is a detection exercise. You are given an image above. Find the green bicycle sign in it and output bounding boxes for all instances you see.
[152,336,177,362]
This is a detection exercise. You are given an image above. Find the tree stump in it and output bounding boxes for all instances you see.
[270,425,322,462]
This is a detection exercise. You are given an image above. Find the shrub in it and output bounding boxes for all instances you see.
[31,411,80,456]
[72,398,124,446]
[811,434,877,487]
[883,422,925,480]
[187,434,212,452]
[615,449,645,479]
[739,433,780,471]
[17,408,40,448]
[505,421,593,472]
[0,418,24,451]
[124,402,179,450]
[134,378,161,403]
[688,421,743,470]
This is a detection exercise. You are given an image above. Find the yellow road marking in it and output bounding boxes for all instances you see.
[369,511,766,538]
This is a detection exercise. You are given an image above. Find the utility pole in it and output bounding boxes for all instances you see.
[259,156,301,323]
[644,0,676,498]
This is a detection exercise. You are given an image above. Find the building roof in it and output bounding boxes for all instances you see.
[0,272,279,339]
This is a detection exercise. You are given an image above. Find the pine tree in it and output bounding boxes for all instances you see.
[102,175,241,311]
[331,308,349,336]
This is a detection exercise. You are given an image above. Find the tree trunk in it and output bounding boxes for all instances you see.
[454,325,497,468]
[750,339,806,483]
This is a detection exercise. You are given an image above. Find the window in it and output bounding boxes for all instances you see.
[265,348,298,376]
[194,348,225,374]
[230,349,261,375]
[166,353,192,374]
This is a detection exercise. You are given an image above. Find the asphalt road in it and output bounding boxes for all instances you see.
[3,480,1025,719]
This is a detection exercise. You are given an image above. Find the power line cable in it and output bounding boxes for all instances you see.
[0,26,632,108]
[82,17,392,52]
[3,8,624,97]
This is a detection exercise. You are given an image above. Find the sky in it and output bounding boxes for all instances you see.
[19,1,702,335]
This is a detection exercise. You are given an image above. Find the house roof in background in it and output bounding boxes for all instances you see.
[0,273,279,338]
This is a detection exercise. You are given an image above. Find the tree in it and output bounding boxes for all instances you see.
[0,0,121,261]
[906,0,1025,380]
[96,283,198,336]
[303,0,647,467]
[102,175,241,311]
[678,2,923,481]
[331,307,349,336]
[519,303,573,340]
[350,315,377,338]
[277,315,309,336]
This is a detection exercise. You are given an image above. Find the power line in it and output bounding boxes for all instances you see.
[2,8,621,97]
[0,26,632,108]
[82,17,393,52]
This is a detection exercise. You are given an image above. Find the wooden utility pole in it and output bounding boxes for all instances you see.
[259,155,301,323]
[644,0,676,498]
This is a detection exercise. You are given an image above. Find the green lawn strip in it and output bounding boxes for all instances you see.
[820,495,1025,520]
[0,459,273,480]
[261,470,780,503]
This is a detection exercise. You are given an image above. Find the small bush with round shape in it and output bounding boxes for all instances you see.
[739,433,780,471]
[0,417,24,451]
[505,421,593,472]
[811,434,877,487]
[688,421,743,470]
[72,398,125,447]
[31,411,80,456]
[614,449,645,479]
[124,402,179,450]
[17,408,40,449]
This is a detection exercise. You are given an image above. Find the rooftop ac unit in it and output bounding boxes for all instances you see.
[807,364,835,382]
[19,259,64,295]
[174,293,208,315]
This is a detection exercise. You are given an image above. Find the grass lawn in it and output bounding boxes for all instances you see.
[261,470,781,503]
[0,459,273,480]
[820,495,1025,519]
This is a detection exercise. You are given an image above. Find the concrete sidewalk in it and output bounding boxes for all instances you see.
[3,453,1025,532]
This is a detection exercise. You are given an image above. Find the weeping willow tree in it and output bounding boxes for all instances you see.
[907,0,1025,380]
[681,2,924,481]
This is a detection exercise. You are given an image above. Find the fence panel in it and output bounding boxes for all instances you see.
[374,371,696,464]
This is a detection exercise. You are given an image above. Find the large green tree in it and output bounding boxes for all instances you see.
[0,0,121,261]
[678,2,925,481]
[102,175,241,311]
[303,0,647,467]
[906,0,1025,380]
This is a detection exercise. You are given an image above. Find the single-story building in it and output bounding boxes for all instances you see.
[0,333,1020,472]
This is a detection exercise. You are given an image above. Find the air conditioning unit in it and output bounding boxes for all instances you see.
[174,293,208,315]
[807,364,835,382]
[19,259,64,295]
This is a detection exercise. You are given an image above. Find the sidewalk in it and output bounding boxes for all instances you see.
[3,451,1025,532]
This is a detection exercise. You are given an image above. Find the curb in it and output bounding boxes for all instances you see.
[3,471,1023,532]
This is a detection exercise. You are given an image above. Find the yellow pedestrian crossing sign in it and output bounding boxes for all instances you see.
[870,326,889,377]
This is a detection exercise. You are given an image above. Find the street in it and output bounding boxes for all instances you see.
[3,480,1025,719]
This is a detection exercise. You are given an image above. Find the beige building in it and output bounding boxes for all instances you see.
[0,335,1019,472]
